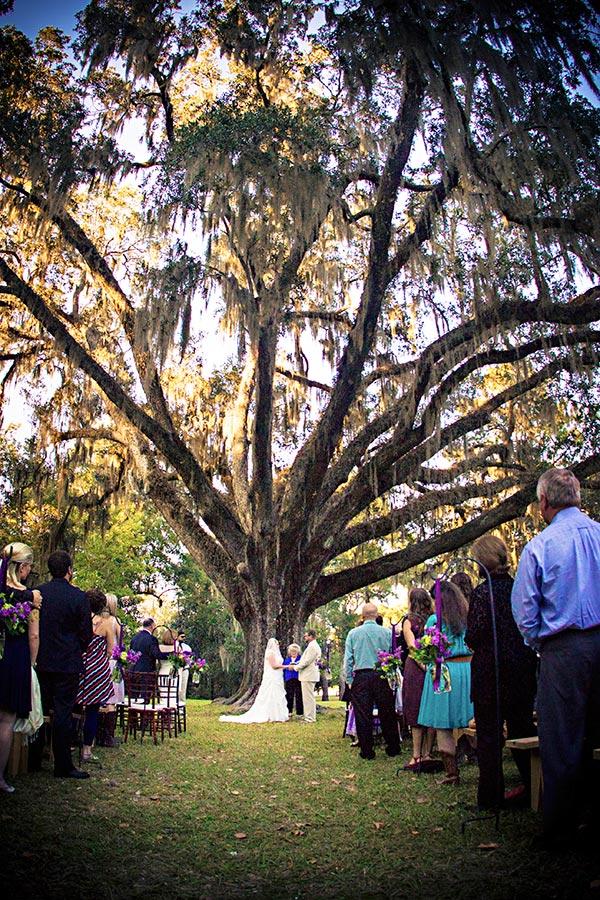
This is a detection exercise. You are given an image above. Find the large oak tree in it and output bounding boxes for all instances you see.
[1,1,599,701]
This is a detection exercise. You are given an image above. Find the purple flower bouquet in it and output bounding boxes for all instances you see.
[411,626,452,694]
[375,648,403,688]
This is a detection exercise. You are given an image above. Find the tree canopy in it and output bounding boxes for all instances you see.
[1,0,599,699]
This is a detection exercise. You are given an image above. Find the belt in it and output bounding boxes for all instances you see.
[541,623,600,647]
[449,655,472,663]
[354,668,375,673]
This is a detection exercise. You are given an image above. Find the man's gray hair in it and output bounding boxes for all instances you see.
[536,468,580,509]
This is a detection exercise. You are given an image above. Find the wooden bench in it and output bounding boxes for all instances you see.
[8,733,28,777]
[505,736,542,812]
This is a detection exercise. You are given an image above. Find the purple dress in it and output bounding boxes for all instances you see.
[0,587,33,718]
[401,614,427,726]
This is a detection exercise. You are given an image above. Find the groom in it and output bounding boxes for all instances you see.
[293,630,321,723]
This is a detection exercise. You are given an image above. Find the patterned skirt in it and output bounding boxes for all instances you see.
[77,634,113,706]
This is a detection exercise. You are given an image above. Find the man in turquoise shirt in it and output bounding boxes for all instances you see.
[344,602,400,760]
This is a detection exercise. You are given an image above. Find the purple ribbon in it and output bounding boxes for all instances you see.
[391,622,397,652]
[0,546,12,594]
[433,577,442,692]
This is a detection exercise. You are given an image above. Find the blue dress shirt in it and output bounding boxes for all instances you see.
[344,621,392,685]
[283,655,300,682]
[511,506,600,649]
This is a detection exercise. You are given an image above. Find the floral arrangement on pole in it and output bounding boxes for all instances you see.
[375,648,404,689]
[167,649,207,681]
[189,656,207,685]
[111,646,142,683]
[410,627,452,694]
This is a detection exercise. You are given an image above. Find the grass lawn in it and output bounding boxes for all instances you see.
[2,701,598,899]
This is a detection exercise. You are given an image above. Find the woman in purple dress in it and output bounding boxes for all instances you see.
[401,588,434,769]
[0,542,42,792]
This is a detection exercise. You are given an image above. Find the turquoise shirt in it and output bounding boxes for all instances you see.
[344,621,392,685]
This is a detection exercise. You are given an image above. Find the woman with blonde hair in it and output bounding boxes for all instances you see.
[96,594,124,748]
[466,533,537,809]
[0,542,42,792]
[283,642,303,717]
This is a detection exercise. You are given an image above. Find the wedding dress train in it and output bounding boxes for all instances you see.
[219,638,289,724]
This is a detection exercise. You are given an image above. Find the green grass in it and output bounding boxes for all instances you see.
[2,701,598,899]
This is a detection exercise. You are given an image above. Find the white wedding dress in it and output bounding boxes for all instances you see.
[219,638,289,724]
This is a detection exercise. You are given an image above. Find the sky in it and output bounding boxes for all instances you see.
[2,0,85,37]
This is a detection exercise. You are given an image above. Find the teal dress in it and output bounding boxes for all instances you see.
[417,615,474,729]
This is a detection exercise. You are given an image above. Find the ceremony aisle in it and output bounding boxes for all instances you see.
[1,701,597,899]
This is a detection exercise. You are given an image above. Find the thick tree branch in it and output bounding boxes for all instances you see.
[0,260,246,559]
[279,63,426,552]
[313,452,600,603]
[330,475,521,557]
[316,351,595,543]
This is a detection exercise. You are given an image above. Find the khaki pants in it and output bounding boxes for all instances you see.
[301,681,317,722]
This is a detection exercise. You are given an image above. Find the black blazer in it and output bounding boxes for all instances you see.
[36,578,93,674]
[130,629,169,673]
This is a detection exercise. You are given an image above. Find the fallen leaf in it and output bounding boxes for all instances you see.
[331,778,341,785]
[346,784,357,793]
[149,795,160,801]
[369,801,377,806]
[477,842,499,850]
[416,797,427,804]
[118,823,130,829]
[230,790,241,796]
[22,851,35,859]
[432,826,443,832]
[343,773,356,780]
[410,830,419,836]
[373,822,385,830]
[309,780,320,786]
[234,832,247,840]
[292,829,305,836]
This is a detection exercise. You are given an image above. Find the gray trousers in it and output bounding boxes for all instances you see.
[300,681,317,722]
[537,626,600,838]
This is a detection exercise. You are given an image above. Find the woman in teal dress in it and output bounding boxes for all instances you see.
[417,580,473,784]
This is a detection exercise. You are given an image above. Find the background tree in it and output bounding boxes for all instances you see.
[1,1,599,702]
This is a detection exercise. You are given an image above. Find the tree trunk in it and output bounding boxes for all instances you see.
[217,587,309,708]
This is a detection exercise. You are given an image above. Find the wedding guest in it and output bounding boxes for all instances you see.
[76,589,115,763]
[0,542,42,792]
[156,626,177,677]
[344,603,400,759]
[177,631,192,702]
[292,630,321,724]
[130,618,169,672]
[451,572,473,607]
[512,468,600,848]
[401,588,435,771]
[466,534,537,810]
[283,643,304,717]
[417,581,473,785]
[37,550,93,779]
[96,594,124,747]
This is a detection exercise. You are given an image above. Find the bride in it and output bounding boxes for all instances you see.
[219,638,289,724]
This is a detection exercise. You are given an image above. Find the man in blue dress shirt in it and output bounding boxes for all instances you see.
[344,602,400,760]
[512,468,600,847]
